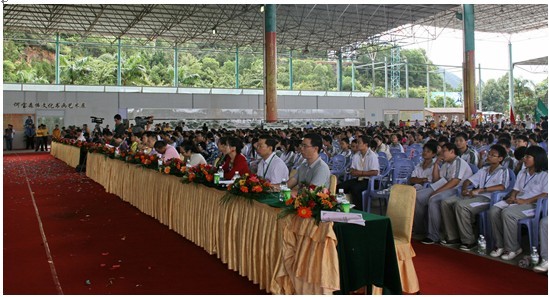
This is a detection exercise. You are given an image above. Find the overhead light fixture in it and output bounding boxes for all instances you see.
[260,5,264,12]
[212,27,217,35]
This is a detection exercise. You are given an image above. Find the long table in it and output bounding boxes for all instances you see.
[50,141,81,168]
[51,143,401,294]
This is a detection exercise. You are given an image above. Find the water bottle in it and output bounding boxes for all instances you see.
[232,171,240,181]
[280,178,288,190]
[185,158,191,169]
[337,189,346,203]
[477,235,486,255]
[279,178,288,202]
[218,167,224,180]
[531,246,540,266]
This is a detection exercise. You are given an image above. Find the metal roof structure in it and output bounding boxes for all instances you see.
[3,4,547,52]
[514,56,548,66]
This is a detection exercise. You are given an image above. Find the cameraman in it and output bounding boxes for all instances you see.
[113,114,126,138]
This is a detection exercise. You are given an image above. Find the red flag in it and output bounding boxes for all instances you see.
[510,106,516,125]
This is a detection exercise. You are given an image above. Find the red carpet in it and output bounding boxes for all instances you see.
[412,239,548,294]
[3,153,266,294]
[4,153,548,294]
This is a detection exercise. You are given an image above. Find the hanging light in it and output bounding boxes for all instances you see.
[212,27,217,35]
[260,5,264,12]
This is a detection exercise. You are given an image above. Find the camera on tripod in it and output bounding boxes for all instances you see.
[135,116,154,127]
[91,116,104,124]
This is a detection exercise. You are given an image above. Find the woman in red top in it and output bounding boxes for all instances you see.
[221,137,250,180]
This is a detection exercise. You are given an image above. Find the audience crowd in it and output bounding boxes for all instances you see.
[56,114,548,273]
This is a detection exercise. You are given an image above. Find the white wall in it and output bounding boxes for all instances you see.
[4,89,423,126]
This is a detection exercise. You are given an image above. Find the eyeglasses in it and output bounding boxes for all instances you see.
[299,143,313,148]
[487,154,500,158]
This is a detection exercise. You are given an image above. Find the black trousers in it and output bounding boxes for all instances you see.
[25,136,34,149]
[337,178,370,211]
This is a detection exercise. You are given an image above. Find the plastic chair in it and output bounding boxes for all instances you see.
[469,163,479,174]
[392,158,415,185]
[392,152,407,160]
[390,147,402,156]
[518,196,548,250]
[377,151,387,159]
[477,168,516,251]
[362,157,392,213]
[411,155,422,166]
[367,158,415,215]
[405,149,415,159]
[319,152,329,164]
[329,154,346,179]
[385,184,420,294]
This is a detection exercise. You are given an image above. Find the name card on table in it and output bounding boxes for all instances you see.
[320,211,365,226]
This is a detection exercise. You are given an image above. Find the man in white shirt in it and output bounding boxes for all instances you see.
[415,142,473,244]
[76,129,86,142]
[441,144,510,250]
[256,134,289,185]
[409,141,438,189]
[336,135,379,210]
[454,132,479,168]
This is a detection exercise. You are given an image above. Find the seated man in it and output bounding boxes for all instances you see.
[287,133,331,190]
[415,142,473,244]
[440,144,510,250]
[496,138,517,171]
[256,134,289,186]
[454,132,480,168]
[154,140,181,162]
[336,135,379,210]
[409,140,438,189]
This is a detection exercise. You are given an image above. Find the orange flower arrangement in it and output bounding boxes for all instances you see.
[278,184,337,223]
[221,173,273,204]
[181,163,217,185]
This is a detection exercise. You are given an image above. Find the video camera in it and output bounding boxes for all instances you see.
[134,116,154,128]
[91,116,105,124]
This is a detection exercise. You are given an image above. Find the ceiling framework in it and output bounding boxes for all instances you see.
[3,4,548,53]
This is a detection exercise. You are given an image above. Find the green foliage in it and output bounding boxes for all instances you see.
[2,34,545,117]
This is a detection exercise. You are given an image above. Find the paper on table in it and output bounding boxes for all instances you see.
[320,210,365,226]
[218,180,233,185]
[430,177,447,191]
[469,202,490,208]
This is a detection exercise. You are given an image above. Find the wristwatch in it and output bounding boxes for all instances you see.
[483,187,487,192]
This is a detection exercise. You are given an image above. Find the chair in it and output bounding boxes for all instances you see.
[392,159,415,185]
[319,152,329,163]
[390,147,402,156]
[386,184,420,294]
[518,196,548,250]
[477,168,516,250]
[367,158,415,215]
[469,163,479,174]
[392,152,407,160]
[362,157,392,213]
[405,148,415,159]
[411,155,422,166]
[329,174,338,195]
[329,154,346,178]
[377,151,387,159]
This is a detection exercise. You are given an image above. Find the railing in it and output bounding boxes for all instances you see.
[2,83,370,97]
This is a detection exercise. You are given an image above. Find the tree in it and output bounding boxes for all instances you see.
[480,78,508,112]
